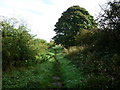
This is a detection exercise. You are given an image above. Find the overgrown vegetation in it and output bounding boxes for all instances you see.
[2,61,55,88]
[63,0,120,89]
[1,17,52,71]
[1,0,120,89]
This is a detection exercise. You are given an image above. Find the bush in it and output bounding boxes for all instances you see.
[75,29,97,46]
[1,18,49,71]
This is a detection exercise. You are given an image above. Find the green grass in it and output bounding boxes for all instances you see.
[56,53,85,88]
[2,61,55,88]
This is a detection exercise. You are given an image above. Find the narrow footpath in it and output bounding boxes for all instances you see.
[50,46,64,88]
[52,61,64,88]
[50,46,84,88]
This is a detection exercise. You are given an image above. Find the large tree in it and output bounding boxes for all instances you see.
[53,5,97,47]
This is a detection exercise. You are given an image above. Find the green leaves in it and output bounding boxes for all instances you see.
[1,18,49,70]
[2,61,55,88]
[75,29,97,46]
[98,0,120,30]
[53,5,97,47]
[35,51,56,63]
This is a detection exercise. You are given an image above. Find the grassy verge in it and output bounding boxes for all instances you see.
[2,61,55,88]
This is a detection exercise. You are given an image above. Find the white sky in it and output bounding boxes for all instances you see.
[0,0,109,42]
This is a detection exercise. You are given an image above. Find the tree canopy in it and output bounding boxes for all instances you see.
[53,5,97,47]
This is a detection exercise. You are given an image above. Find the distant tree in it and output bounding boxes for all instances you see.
[53,5,97,48]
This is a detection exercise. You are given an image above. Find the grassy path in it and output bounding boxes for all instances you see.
[56,53,85,88]
[51,61,64,88]
[2,46,85,89]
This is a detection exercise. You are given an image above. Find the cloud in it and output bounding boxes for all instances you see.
[0,0,108,42]
[41,0,54,5]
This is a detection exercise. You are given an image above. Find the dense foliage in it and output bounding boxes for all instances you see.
[97,0,120,52]
[98,0,120,30]
[53,5,97,48]
[3,61,55,88]
[1,18,49,71]
[64,0,120,89]
[2,0,120,89]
